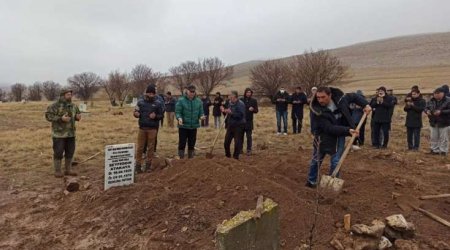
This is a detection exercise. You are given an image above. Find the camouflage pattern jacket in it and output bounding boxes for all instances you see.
[45,99,81,138]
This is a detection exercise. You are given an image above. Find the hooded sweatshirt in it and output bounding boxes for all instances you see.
[240,88,259,130]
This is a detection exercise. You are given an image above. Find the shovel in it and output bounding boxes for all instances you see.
[206,115,227,159]
[319,112,368,192]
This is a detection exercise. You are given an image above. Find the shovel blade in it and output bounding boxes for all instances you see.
[319,175,345,192]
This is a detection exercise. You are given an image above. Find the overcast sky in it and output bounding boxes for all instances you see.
[1,0,449,85]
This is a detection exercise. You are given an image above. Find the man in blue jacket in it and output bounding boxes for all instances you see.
[133,85,164,173]
[222,90,246,159]
[306,87,371,188]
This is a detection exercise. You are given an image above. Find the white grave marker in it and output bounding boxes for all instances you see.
[130,97,138,107]
[104,143,135,190]
[79,103,87,112]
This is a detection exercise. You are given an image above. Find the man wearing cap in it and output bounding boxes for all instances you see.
[164,91,177,128]
[134,85,164,173]
[272,87,290,135]
[45,88,81,177]
[175,85,205,159]
[370,87,395,149]
[425,87,450,156]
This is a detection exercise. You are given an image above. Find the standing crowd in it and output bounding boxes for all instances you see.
[45,83,449,183]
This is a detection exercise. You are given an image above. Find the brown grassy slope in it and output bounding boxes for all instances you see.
[229,32,450,94]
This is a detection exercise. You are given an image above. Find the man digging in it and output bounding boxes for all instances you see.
[45,88,81,178]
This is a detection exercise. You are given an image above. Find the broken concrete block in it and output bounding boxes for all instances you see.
[64,177,79,192]
[385,214,413,231]
[351,220,385,238]
[352,235,379,250]
[216,198,279,250]
[384,225,415,241]
[378,236,392,249]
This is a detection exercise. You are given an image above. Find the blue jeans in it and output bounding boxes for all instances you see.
[308,146,339,184]
[276,110,288,133]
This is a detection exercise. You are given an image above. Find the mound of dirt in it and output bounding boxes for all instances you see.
[1,149,449,249]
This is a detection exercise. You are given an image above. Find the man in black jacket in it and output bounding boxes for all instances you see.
[404,90,426,150]
[212,92,224,129]
[306,87,371,187]
[291,86,308,134]
[425,87,450,155]
[240,88,259,156]
[272,87,289,135]
[164,91,177,128]
[133,85,164,173]
[222,91,246,159]
[201,95,212,127]
[370,87,395,149]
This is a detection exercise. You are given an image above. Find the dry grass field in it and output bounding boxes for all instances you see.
[0,100,449,249]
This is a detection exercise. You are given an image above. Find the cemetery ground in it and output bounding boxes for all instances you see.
[0,101,449,249]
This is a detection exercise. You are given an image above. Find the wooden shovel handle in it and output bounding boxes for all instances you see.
[209,115,227,154]
[331,112,368,177]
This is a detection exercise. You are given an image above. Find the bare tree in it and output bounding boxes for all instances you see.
[130,64,162,96]
[10,83,27,102]
[0,88,6,101]
[27,82,43,101]
[156,74,170,94]
[195,57,233,96]
[289,49,348,95]
[42,81,61,101]
[250,60,291,97]
[102,70,131,107]
[67,72,101,101]
[169,60,201,94]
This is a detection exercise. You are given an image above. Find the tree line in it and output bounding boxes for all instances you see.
[0,50,347,104]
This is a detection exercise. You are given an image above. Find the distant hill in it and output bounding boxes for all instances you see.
[229,32,450,94]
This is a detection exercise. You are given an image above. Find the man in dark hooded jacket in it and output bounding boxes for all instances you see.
[240,88,258,155]
[212,92,224,129]
[306,87,371,188]
[370,87,395,148]
[291,86,308,134]
[404,89,426,150]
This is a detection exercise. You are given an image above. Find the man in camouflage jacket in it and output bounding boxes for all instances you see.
[45,88,81,177]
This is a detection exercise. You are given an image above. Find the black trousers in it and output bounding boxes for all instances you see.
[242,127,253,151]
[53,137,76,160]
[178,128,197,151]
[292,114,303,134]
[224,125,244,159]
[407,127,421,150]
[373,122,390,148]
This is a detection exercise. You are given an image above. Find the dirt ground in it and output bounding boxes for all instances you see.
[0,101,449,249]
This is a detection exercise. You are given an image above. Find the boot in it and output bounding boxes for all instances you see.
[188,150,195,159]
[144,162,152,173]
[64,158,77,176]
[135,164,143,174]
[54,159,63,178]
[178,150,185,159]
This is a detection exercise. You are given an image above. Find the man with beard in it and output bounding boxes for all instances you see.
[240,88,258,156]
[45,88,81,177]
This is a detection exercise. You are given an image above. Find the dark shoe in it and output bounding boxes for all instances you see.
[135,164,143,174]
[440,152,448,156]
[225,154,231,158]
[188,150,195,159]
[178,150,185,159]
[305,182,317,189]
[246,150,252,156]
[144,163,152,172]
[428,151,440,155]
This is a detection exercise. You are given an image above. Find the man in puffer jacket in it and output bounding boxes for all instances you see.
[175,85,205,159]
[134,85,164,173]
[425,87,450,156]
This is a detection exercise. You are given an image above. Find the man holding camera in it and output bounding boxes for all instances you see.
[45,88,81,178]
[370,87,395,149]
[425,87,450,156]
[404,89,426,150]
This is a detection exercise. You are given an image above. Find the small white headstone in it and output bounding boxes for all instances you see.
[104,143,135,190]
[130,97,138,107]
[79,103,87,112]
